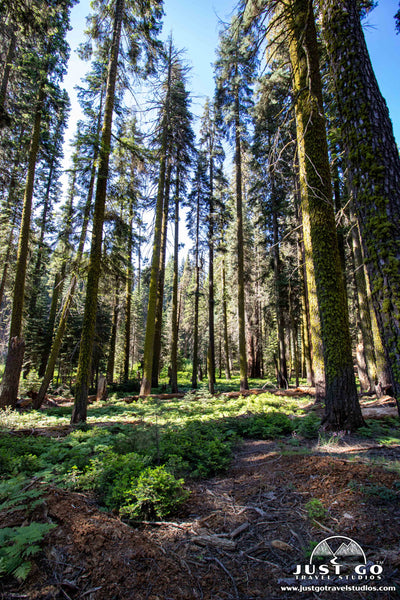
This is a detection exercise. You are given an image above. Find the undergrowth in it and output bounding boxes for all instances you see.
[2,389,400,581]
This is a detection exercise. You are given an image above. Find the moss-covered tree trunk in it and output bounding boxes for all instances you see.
[286,0,363,429]
[36,133,100,393]
[322,0,400,408]
[297,232,313,385]
[0,130,25,309]
[140,154,167,394]
[234,90,248,392]
[71,0,124,422]
[151,161,171,388]
[170,167,180,393]
[221,253,231,380]
[0,82,45,408]
[37,270,63,377]
[0,227,14,310]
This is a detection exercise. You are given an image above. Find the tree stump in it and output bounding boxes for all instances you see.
[96,375,107,402]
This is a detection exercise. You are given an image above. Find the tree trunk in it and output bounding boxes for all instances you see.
[234,91,248,392]
[208,157,216,393]
[222,254,231,380]
[272,183,288,388]
[297,232,313,385]
[106,278,120,383]
[123,197,134,382]
[0,130,25,309]
[322,0,400,410]
[0,82,45,408]
[170,166,180,393]
[350,213,377,390]
[364,261,392,398]
[72,0,124,422]
[0,27,16,127]
[191,190,201,389]
[151,161,171,387]
[140,41,173,397]
[286,0,363,430]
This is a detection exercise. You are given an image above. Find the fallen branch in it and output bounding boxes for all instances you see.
[204,557,239,600]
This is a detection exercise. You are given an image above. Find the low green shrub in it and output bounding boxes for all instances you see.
[232,411,294,438]
[119,466,189,519]
[294,413,321,439]
[305,498,327,521]
[72,451,149,510]
[161,422,233,478]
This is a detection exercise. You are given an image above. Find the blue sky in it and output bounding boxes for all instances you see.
[63,0,400,151]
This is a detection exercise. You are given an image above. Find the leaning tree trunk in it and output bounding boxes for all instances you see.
[106,278,120,383]
[350,213,377,390]
[0,82,45,408]
[322,0,400,410]
[71,0,124,422]
[286,0,363,430]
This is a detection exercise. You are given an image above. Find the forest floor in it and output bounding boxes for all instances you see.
[1,390,400,600]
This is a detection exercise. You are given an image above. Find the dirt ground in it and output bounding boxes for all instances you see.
[1,402,400,600]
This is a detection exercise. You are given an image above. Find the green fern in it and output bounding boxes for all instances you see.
[0,522,56,581]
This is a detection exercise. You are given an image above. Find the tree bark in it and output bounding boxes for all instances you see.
[322,0,400,410]
[286,0,363,429]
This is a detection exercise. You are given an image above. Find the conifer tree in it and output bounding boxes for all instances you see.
[0,0,73,408]
[199,99,224,393]
[284,0,363,429]
[72,0,162,420]
[187,152,208,389]
[215,17,257,392]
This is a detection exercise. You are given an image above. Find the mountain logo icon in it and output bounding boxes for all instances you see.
[310,536,366,565]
